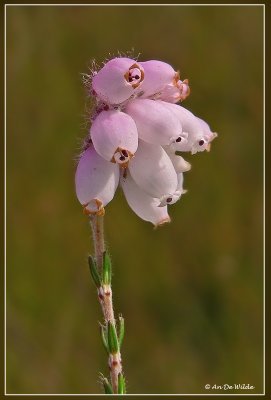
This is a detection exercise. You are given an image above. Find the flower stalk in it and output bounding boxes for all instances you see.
[75,55,217,394]
[90,214,105,273]
[89,215,125,394]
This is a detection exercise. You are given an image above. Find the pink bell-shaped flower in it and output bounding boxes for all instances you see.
[158,101,217,154]
[135,60,176,98]
[121,170,170,227]
[90,110,138,166]
[76,55,216,225]
[75,146,119,216]
[92,57,144,105]
[128,140,179,207]
[125,99,185,147]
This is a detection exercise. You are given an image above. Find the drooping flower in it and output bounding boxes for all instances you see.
[90,109,138,166]
[134,60,190,104]
[75,56,217,225]
[125,99,186,149]
[160,78,190,103]
[121,170,171,226]
[75,146,119,216]
[159,101,217,154]
[128,140,179,206]
[92,57,144,105]
[134,60,176,98]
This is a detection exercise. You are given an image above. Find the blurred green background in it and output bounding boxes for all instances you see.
[6,5,263,395]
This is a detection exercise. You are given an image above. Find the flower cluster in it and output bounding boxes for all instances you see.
[75,57,217,226]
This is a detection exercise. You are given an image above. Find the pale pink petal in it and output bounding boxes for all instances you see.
[135,60,176,98]
[191,117,218,154]
[92,57,144,105]
[159,172,186,207]
[90,110,138,166]
[196,117,218,142]
[159,83,181,103]
[177,172,184,193]
[158,101,215,154]
[125,99,183,146]
[128,140,178,204]
[159,173,184,207]
[121,171,170,226]
[160,79,190,103]
[178,79,190,101]
[75,146,119,215]
[164,149,191,173]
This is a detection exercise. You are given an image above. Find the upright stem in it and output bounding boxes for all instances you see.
[90,214,123,394]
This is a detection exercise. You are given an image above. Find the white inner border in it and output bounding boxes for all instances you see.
[4,3,266,396]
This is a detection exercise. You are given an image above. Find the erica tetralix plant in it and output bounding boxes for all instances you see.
[76,57,217,226]
[75,56,217,395]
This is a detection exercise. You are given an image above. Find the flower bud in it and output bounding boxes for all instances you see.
[92,57,144,105]
[125,99,184,146]
[75,146,119,215]
[121,171,170,226]
[90,110,138,166]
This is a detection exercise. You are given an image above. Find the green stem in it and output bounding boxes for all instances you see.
[89,215,124,394]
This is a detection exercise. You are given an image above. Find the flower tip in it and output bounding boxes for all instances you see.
[97,208,105,216]
[183,161,192,172]
[111,147,134,167]
[83,207,90,216]
[173,70,180,84]
[123,62,145,89]
[211,132,218,140]
[83,199,105,216]
[154,216,171,229]
[179,79,191,101]
[206,132,218,152]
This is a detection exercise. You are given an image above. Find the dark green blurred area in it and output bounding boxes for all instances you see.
[6,5,263,394]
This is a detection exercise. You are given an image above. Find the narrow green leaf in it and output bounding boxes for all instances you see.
[99,323,109,354]
[101,376,113,394]
[88,255,101,288]
[107,321,119,354]
[118,315,125,349]
[118,373,126,394]
[102,251,112,285]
